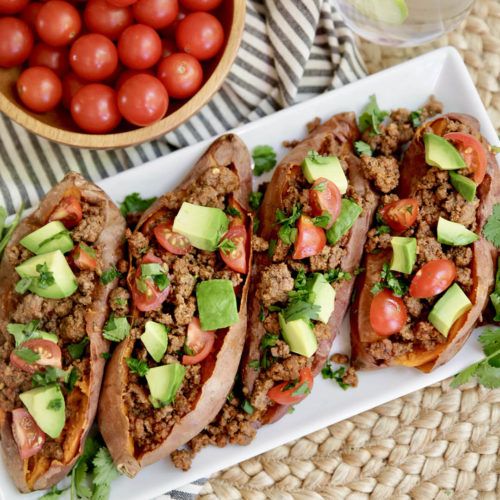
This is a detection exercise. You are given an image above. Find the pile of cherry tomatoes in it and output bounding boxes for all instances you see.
[0,0,225,133]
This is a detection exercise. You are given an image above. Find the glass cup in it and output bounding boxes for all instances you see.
[333,0,475,47]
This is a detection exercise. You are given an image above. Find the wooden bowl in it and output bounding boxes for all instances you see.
[0,0,245,149]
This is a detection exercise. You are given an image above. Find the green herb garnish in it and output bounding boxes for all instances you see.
[120,192,157,217]
[101,266,121,285]
[358,95,388,135]
[126,357,149,376]
[252,145,277,176]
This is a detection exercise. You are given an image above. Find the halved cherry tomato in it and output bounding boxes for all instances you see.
[10,339,62,374]
[268,367,314,405]
[219,224,247,274]
[72,243,97,271]
[154,222,191,255]
[381,198,419,233]
[309,177,341,229]
[182,317,215,365]
[369,289,407,336]
[11,408,46,460]
[292,215,326,260]
[409,259,456,299]
[130,252,170,312]
[48,195,82,229]
[444,132,487,185]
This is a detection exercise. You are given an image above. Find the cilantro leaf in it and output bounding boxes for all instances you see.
[261,333,279,349]
[218,238,237,255]
[93,447,119,487]
[324,268,352,283]
[126,357,149,376]
[450,362,479,388]
[39,485,67,499]
[321,363,350,390]
[252,145,277,176]
[120,192,157,217]
[483,203,500,248]
[241,399,254,414]
[67,367,80,392]
[103,315,130,342]
[354,140,372,157]
[475,363,500,388]
[248,359,259,370]
[249,191,263,211]
[276,205,301,245]
[410,109,422,128]
[36,263,55,289]
[100,266,121,285]
[312,212,331,229]
[13,347,40,364]
[68,337,89,359]
[358,95,388,135]
[226,206,241,217]
[371,263,409,297]
[47,397,63,411]
[32,367,68,387]
[283,300,320,322]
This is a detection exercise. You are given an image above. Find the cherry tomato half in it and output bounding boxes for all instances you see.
[71,83,121,133]
[182,317,215,365]
[61,72,87,109]
[219,224,247,274]
[381,198,419,233]
[444,132,487,185]
[72,243,98,271]
[29,43,69,77]
[20,2,42,29]
[48,195,83,228]
[117,73,168,126]
[268,367,314,406]
[11,408,45,460]
[17,66,62,113]
[409,259,456,299]
[83,0,133,40]
[0,0,29,15]
[154,222,192,255]
[35,0,81,47]
[132,0,178,30]
[179,0,222,11]
[157,52,203,99]
[369,289,407,336]
[292,215,326,260]
[0,17,34,68]
[10,339,62,374]
[118,24,162,70]
[309,177,341,229]
[175,11,224,61]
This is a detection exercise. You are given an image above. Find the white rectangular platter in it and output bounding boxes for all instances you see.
[1,46,498,500]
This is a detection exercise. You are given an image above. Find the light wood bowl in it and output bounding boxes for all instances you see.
[0,0,245,149]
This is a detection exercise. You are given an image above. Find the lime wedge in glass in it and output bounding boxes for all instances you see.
[349,0,409,25]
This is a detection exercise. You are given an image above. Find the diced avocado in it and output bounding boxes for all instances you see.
[437,217,479,246]
[390,237,417,274]
[20,221,74,255]
[145,364,185,406]
[7,323,58,346]
[173,202,228,251]
[326,199,362,245]
[15,250,77,299]
[424,133,466,170]
[302,155,348,194]
[141,321,168,363]
[351,0,408,25]
[449,172,476,202]
[428,283,472,336]
[306,273,335,324]
[279,313,318,357]
[196,279,239,331]
[19,385,65,439]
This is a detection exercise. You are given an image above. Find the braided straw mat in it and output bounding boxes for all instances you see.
[200,2,500,498]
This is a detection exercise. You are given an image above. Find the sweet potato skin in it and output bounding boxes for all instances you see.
[351,114,499,371]
[98,134,252,477]
[0,172,125,492]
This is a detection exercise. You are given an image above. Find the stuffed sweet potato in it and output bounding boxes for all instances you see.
[0,172,125,492]
[351,113,499,371]
[98,134,252,477]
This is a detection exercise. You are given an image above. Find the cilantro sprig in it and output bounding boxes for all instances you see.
[354,140,372,157]
[358,95,388,135]
[321,363,350,390]
[249,191,263,211]
[371,263,409,297]
[276,204,301,245]
[120,192,157,217]
[126,357,149,376]
[483,203,500,249]
[252,145,277,176]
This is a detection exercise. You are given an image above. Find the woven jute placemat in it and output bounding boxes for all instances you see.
[200,2,500,498]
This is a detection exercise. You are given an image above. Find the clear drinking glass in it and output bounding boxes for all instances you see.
[333,0,475,47]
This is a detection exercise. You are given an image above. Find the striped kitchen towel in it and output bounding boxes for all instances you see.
[0,0,365,497]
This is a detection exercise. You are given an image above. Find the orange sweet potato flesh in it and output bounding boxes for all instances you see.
[98,134,253,477]
[351,114,499,372]
[0,172,125,492]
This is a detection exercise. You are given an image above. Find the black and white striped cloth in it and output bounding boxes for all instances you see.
[0,0,365,497]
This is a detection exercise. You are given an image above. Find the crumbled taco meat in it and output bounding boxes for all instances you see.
[360,155,400,193]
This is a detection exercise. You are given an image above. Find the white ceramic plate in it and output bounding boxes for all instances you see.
[1,46,498,500]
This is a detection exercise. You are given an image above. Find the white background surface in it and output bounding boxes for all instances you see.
[1,47,499,500]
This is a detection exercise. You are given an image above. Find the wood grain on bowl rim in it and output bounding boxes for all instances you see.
[0,0,246,150]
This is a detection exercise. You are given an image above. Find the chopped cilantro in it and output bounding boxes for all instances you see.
[371,263,409,297]
[324,268,352,283]
[354,140,372,157]
[483,203,500,248]
[103,315,130,342]
[490,257,500,322]
[276,205,301,245]
[248,359,260,370]
[241,399,254,414]
[68,337,89,359]
[218,238,237,255]
[249,191,263,211]
[13,347,40,364]
[253,216,260,233]
[66,367,79,392]
[120,192,157,217]
[358,95,388,135]
[287,407,295,414]
[410,109,422,128]
[39,485,67,499]
[101,352,111,360]
[321,363,350,390]
[32,367,68,388]
[101,266,121,285]
[126,357,149,376]
[252,145,277,176]
[312,212,331,229]
[283,300,320,322]
[47,398,63,411]
[268,238,277,258]
[261,333,279,349]
[36,263,55,289]
[226,206,241,217]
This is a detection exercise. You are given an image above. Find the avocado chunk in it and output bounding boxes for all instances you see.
[390,237,417,274]
[302,154,348,194]
[449,172,476,202]
[15,250,78,299]
[7,323,58,346]
[19,385,65,439]
[141,321,168,362]
[20,221,74,255]
[326,198,362,245]
[350,0,408,25]
[424,133,466,170]
[437,217,479,246]
[279,313,318,357]
[196,279,239,331]
[306,273,335,324]
[428,283,472,336]
[145,364,185,407]
[173,202,228,251]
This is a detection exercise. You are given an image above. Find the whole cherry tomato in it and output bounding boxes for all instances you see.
[17,66,62,113]
[369,289,407,336]
[117,73,168,126]
[11,408,46,460]
[268,368,314,405]
[0,17,33,68]
[409,259,456,299]
[61,72,87,109]
[35,0,81,47]
[83,0,133,40]
[107,0,138,6]
[29,43,69,77]
[157,52,203,99]
[381,198,419,233]
[118,24,162,69]
[0,0,29,15]
[154,222,192,255]
[69,33,118,82]
[132,0,178,30]
[115,68,154,89]
[309,177,341,229]
[175,11,223,60]
[71,84,121,133]
[180,0,222,11]
[292,215,326,260]
[444,132,487,185]
[182,317,215,365]
[161,37,176,58]
[20,2,42,29]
